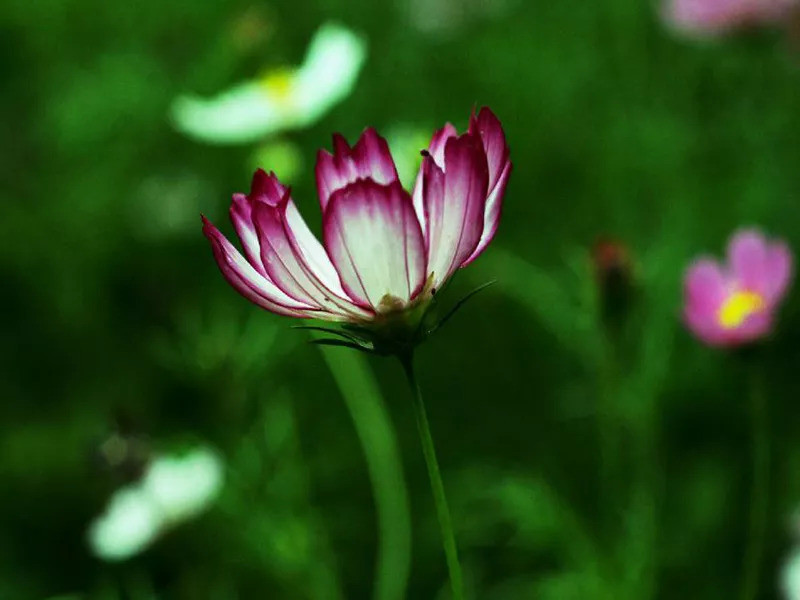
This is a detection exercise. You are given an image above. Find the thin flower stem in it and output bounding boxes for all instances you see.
[400,353,465,600]
[318,346,412,600]
[740,361,769,600]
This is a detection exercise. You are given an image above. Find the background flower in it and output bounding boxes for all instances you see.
[171,23,367,144]
[683,229,793,347]
[88,446,224,561]
[664,0,799,35]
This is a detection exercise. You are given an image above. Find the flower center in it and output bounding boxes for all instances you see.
[717,290,765,329]
[258,69,296,105]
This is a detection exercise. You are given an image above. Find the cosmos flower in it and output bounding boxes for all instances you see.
[202,107,511,350]
[171,23,366,144]
[88,446,224,561]
[664,0,799,35]
[683,229,793,347]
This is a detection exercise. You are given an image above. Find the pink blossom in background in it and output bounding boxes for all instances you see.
[202,107,511,324]
[665,0,799,35]
[683,229,793,347]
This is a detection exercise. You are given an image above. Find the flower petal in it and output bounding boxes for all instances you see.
[323,180,426,309]
[411,123,458,229]
[471,107,510,194]
[418,154,445,244]
[229,169,292,276]
[230,192,265,276]
[170,82,292,145]
[732,311,773,343]
[292,23,367,126]
[728,229,769,292]
[427,123,458,168]
[315,128,399,210]
[424,132,489,288]
[202,216,315,317]
[683,258,736,346]
[462,108,512,265]
[684,258,727,314]
[763,241,793,305]
[252,193,369,320]
[684,304,729,346]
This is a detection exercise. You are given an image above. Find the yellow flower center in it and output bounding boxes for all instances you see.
[258,69,296,105]
[717,290,765,329]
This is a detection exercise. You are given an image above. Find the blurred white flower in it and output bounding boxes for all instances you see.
[88,446,224,561]
[171,23,367,144]
[144,447,224,522]
[88,487,162,561]
[783,547,800,599]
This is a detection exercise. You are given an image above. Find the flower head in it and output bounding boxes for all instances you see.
[171,23,366,144]
[683,229,793,347]
[88,446,223,561]
[664,0,799,35]
[202,107,511,353]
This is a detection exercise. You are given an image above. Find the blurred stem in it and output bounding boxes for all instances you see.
[400,353,464,600]
[597,332,621,540]
[740,361,769,600]
[318,346,412,600]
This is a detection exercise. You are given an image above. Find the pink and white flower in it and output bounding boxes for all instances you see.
[683,229,793,347]
[202,107,511,329]
[664,0,799,35]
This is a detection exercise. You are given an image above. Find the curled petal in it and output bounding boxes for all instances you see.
[470,107,510,194]
[229,169,291,276]
[230,193,265,275]
[412,123,458,228]
[424,133,489,288]
[426,123,458,168]
[323,180,426,309]
[418,155,445,244]
[463,107,512,265]
[202,216,314,318]
[248,168,287,207]
[315,128,399,210]
[465,160,511,262]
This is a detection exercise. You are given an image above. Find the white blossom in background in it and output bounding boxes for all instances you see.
[88,446,224,561]
[171,23,367,144]
[784,546,800,599]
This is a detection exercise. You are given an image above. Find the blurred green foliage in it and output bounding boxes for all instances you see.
[3,0,800,598]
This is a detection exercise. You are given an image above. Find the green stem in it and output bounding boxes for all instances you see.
[319,346,412,600]
[597,336,619,540]
[400,353,464,600]
[740,362,769,600]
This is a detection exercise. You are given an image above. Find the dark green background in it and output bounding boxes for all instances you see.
[3,0,800,597]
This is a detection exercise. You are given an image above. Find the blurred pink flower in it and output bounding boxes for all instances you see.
[202,107,511,324]
[665,0,798,35]
[683,229,793,347]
